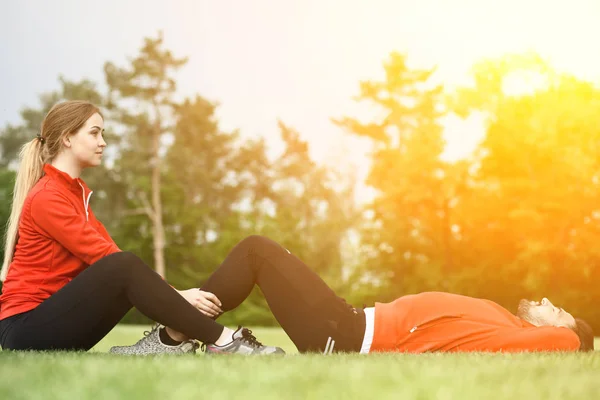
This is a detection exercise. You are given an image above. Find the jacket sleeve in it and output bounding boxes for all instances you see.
[93,216,120,250]
[485,326,580,352]
[31,189,121,265]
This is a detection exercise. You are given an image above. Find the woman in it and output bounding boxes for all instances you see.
[0,100,282,355]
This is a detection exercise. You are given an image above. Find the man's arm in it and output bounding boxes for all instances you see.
[481,326,580,352]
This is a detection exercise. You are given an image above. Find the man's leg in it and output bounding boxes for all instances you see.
[202,235,365,353]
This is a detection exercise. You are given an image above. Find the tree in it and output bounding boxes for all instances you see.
[452,53,600,325]
[335,52,459,298]
[221,121,359,324]
[0,168,16,291]
[0,77,105,168]
[250,122,358,282]
[0,78,123,290]
[161,95,250,286]
[0,77,130,242]
[0,34,361,326]
[104,33,187,278]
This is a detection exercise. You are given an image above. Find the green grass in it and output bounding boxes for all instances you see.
[1,326,599,400]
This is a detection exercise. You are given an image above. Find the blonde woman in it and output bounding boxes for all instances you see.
[0,101,283,355]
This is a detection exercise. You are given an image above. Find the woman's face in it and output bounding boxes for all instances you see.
[67,112,106,168]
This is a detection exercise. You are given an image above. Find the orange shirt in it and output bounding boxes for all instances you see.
[371,292,580,353]
[0,164,120,320]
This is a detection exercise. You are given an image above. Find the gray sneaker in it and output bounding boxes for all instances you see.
[109,325,199,355]
[202,326,285,355]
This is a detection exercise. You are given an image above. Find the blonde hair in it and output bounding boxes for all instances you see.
[1,101,102,281]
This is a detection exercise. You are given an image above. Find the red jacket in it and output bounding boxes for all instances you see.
[371,292,580,352]
[0,164,120,320]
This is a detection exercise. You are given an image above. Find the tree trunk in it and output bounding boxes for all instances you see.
[151,123,166,278]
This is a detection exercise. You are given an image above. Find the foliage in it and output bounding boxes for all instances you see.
[0,33,355,326]
[335,52,463,300]
[1,36,598,332]
[337,52,600,331]
[450,54,600,324]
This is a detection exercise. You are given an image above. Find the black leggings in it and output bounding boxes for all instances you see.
[202,235,365,353]
[0,252,224,351]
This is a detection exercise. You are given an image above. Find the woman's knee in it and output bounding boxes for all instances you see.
[99,251,141,265]
[93,251,149,278]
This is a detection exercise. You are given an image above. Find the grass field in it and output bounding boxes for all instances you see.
[1,325,599,400]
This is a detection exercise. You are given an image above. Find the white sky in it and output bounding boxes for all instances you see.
[2,0,600,201]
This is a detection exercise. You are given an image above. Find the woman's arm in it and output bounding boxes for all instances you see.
[30,189,120,265]
[177,288,223,318]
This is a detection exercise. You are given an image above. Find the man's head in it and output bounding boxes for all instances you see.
[518,298,575,328]
[517,298,594,351]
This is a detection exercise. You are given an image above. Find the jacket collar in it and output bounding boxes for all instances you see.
[43,164,91,195]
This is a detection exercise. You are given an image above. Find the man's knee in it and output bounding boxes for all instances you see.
[238,235,268,248]
[238,235,289,253]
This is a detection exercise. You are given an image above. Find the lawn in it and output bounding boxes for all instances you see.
[0,325,599,400]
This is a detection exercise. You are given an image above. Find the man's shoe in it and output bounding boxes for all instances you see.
[202,326,285,355]
[109,325,199,355]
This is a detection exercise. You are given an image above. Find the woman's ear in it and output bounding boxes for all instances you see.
[62,135,71,148]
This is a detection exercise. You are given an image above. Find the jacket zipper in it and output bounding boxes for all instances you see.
[409,315,463,334]
[78,182,93,221]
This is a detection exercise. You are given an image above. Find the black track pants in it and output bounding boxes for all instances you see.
[0,252,224,351]
[201,235,365,353]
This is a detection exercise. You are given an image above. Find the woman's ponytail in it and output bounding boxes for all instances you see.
[1,138,45,281]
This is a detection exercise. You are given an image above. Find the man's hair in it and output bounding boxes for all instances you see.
[571,318,594,352]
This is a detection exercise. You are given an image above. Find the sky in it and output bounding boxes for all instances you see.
[2,0,600,201]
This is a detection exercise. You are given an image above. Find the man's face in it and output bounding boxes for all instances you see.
[517,298,576,328]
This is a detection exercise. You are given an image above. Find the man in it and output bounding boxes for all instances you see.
[111,236,594,355]
[362,293,592,353]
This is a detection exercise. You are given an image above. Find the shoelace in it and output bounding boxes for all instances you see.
[199,326,263,352]
[131,323,160,346]
[143,323,160,337]
[239,327,263,348]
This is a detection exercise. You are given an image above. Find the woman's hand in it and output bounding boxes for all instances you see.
[178,288,223,318]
